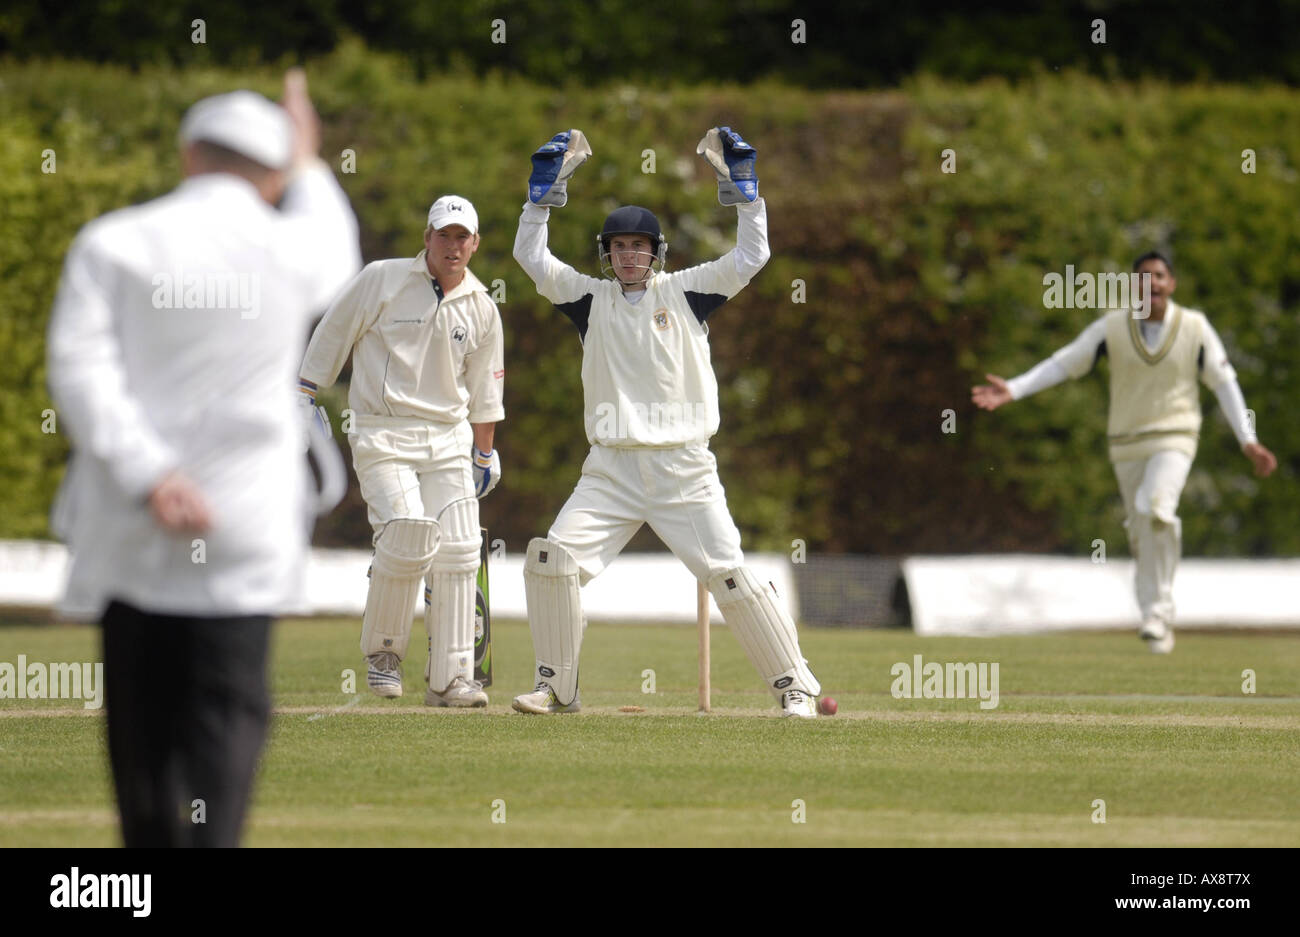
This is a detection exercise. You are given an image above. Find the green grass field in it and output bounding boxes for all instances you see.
[2,618,1298,847]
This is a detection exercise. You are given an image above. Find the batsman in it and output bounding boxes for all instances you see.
[299,195,504,705]
[511,127,822,717]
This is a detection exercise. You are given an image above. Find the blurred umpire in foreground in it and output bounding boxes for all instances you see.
[46,70,361,846]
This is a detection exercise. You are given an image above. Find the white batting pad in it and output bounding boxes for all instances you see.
[425,498,480,691]
[523,537,585,705]
[360,518,440,659]
[709,566,820,700]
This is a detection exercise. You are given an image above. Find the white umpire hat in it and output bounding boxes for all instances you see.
[427,195,479,235]
[178,90,293,171]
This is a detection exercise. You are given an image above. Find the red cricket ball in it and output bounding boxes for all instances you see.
[818,696,838,716]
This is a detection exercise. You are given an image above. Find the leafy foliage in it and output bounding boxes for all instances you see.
[1,53,1294,555]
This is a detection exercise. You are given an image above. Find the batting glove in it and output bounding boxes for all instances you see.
[529,129,592,207]
[472,447,501,498]
[696,126,758,205]
[297,381,331,449]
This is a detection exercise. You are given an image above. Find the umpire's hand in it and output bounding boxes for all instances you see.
[281,68,321,167]
[149,472,214,534]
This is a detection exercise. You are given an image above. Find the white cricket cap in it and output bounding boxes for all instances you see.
[427,195,479,235]
[178,90,293,170]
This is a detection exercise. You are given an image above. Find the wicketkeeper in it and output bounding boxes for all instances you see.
[299,195,504,705]
[973,251,1277,653]
[510,127,822,717]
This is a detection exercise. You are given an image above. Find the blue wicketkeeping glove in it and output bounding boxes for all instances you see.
[529,129,592,207]
[472,447,501,498]
[696,126,758,205]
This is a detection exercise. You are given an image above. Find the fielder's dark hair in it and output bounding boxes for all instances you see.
[1132,250,1173,274]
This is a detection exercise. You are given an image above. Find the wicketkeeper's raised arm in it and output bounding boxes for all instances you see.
[696,126,770,282]
[514,129,601,303]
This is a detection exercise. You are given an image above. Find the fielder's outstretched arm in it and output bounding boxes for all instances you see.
[1198,320,1277,476]
[973,316,1107,410]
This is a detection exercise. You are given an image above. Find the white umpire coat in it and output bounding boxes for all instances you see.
[47,164,361,618]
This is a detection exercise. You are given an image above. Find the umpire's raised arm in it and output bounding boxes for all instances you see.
[274,69,362,310]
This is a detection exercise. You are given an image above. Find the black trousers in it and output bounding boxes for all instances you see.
[101,599,272,848]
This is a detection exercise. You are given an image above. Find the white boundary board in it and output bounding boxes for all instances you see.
[901,554,1300,635]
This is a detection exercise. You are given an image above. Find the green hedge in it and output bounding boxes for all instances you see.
[0,50,1295,555]
[5,1,1299,88]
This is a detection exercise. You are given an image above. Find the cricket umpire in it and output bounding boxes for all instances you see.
[46,71,361,846]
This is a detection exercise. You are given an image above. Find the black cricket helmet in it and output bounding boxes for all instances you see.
[597,205,668,281]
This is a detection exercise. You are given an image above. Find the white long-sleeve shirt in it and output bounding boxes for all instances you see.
[1006,305,1258,449]
[47,164,361,618]
[299,256,505,426]
[513,199,769,447]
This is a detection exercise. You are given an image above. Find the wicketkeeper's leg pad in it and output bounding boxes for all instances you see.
[523,537,585,706]
[360,518,440,659]
[425,498,480,691]
[709,566,820,700]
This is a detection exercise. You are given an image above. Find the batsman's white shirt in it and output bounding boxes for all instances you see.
[299,256,504,427]
[47,165,362,618]
[299,254,504,535]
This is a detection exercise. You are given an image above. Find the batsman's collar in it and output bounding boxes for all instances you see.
[427,195,479,235]
[178,90,292,170]
[412,254,487,301]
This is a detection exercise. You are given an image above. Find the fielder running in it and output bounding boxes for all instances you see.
[299,196,504,705]
[510,127,822,717]
[972,251,1277,653]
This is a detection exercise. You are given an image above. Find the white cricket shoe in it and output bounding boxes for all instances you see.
[511,682,581,714]
[780,688,817,719]
[425,675,489,708]
[1139,619,1175,654]
[367,652,403,698]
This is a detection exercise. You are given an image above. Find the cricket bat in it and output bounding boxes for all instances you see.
[474,527,493,686]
